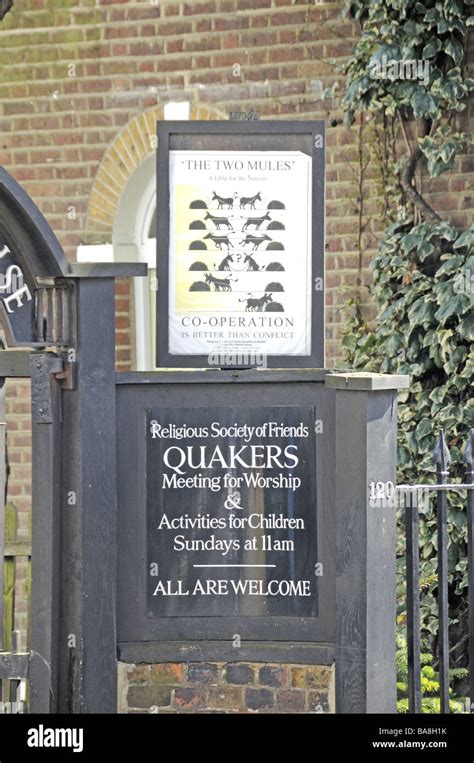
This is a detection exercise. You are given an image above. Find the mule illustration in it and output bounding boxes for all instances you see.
[240,192,262,210]
[205,273,237,292]
[241,212,271,231]
[212,191,237,209]
[243,254,263,271]
[239,293,273,312]
[218,253,262,272]
[204,212,234,230]
[239,233,272,251]
[204,233,234,250]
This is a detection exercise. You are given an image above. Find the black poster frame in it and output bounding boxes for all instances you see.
[156,120,325,369]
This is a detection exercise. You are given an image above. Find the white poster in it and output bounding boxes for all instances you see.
[168,150,312,360]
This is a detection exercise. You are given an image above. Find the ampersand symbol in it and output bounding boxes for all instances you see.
[224,491,243,511]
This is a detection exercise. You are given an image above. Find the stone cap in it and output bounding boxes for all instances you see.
[325,372,410,391]
[68,263,148,278]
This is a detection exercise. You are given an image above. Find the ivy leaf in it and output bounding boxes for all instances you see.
[403,20,419,35]
[416,419,433,439]
[411,90,438,118]
[384,334,404,355]
[435,255,465,276]
[423,7,440,22]
[408,297,435,325]
[437,328,454,361]
[402,232,422,253]
[434,294,471,323]
[422,38,442,58]
[445,37,464,65]
[429,387,446,404]
[454,227,474,250]
[452,19,467,36]
[443,345,467,374]
[458,315,474,340]
[417,241,434,261]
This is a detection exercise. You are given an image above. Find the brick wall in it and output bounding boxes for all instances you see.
[118,661,335,714]
[0,0,368,369]
[5,379,31,539]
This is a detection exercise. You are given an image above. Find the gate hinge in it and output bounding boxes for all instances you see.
[52,358,77,390]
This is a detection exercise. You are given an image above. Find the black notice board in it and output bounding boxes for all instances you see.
[156,120,325,369]
[116,371,335,646]
[146,405,318,619]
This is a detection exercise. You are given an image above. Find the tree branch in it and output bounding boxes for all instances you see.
[400,118,441,223]
[399,115,412,156]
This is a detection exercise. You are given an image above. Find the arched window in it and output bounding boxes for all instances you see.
[80,101,227,370]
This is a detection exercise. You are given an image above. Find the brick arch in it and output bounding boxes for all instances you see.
[85,103,228,239]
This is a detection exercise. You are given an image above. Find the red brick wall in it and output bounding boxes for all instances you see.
[0,0,367,369]
[119,661,335,714]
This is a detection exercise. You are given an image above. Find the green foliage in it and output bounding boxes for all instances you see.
[340,0,474,666]
[419,125,470,176]
[344,220,473,647]
[396,634,467,712]
[343,0,474,129]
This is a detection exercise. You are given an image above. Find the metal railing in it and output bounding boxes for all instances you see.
[398,429,474,713]
[35,284,70,347]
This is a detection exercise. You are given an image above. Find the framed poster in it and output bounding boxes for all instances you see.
[156,121,325,369]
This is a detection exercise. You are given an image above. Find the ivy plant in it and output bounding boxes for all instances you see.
[338,0,474,680]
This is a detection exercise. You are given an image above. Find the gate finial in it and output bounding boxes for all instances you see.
[432,429,451,472]
[463,429,474,472]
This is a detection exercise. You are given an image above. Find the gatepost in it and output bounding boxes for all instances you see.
[327,373,409,713]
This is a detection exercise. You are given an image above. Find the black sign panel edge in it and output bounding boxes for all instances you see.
[155,120,325,369]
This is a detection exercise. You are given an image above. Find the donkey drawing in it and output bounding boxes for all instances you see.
[218,253,262,272]
[239,233,272,251]
[205,273,236,292]
[243,254,263,271]
[212,191,236,209]
[239,293,273,312]
[241,212,271,231]
[204,233,234,250]
[204,212,233,230]
[240,192,262,210]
